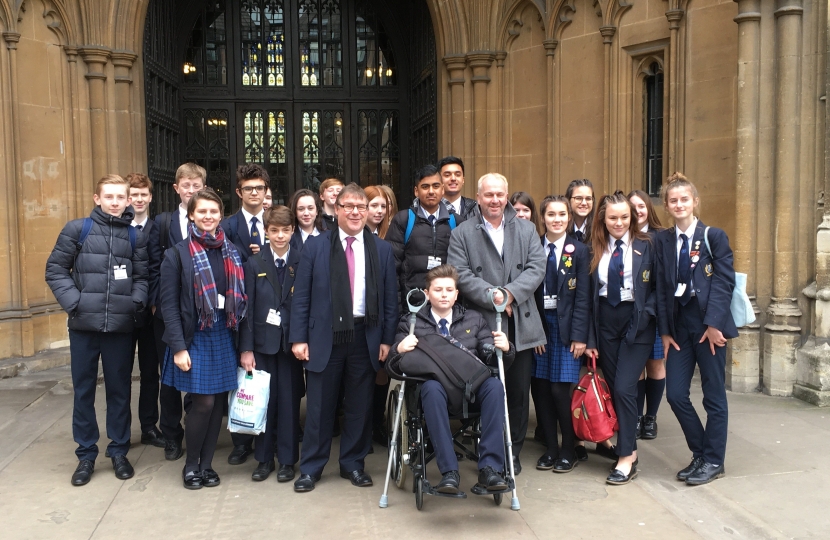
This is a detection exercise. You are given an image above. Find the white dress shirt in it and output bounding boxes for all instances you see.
[241,207,265,243]
[676,218,698,293]
[598,232,633,298]
[178,204,189,239]
[271,245,290,268]
[300,227,320,243]
[445,197,462,216]
[131,217,148,230]
[542,235,566,296]
[419,206,440,222]
[483,215,505,257]
[431,309,453,330]
[339,228,366,317]
[573,221,587,236]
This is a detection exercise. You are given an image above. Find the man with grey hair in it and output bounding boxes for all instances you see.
[447,173,546,474]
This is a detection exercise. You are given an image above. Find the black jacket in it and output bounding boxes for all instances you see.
[444,196,478,219]
[45,206,149,333]
[222,210,263,263]
[137,217,162,327]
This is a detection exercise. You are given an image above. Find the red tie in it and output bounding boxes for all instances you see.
[345,236,356,301]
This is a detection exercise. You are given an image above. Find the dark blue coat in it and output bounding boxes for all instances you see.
[288,230,399,373]
[655,221,738,339]
[239,246,301,355]
[222,210,262,263]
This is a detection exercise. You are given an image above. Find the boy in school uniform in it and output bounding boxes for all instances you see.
[319,177,344,229]
[45,174,149,486]
[239,206,304,483]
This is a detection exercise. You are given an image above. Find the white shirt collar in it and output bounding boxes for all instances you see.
[574,220,587,234]
[241,207,264,224]
[608,231,630,251]
[271,245,290,264]
[431,308,452,327]
[483,216,505,232]
[543,234,567,256]
[676,219,698,241]
[339,227,364,244]
[640,224,649,233]
[132,217,148,228]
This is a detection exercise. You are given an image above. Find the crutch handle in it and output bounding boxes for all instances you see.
[405,289,427,335]
[489,287,510,313]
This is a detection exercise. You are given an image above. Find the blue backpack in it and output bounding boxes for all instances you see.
[403,209,457,245]
[76,217,137,255]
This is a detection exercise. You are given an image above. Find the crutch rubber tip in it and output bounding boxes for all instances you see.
[379,495,389,508]
[511,498,520,511]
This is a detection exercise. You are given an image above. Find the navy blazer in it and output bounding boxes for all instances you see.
[239,246,301,355]
[159,241,198,353]
[222,210,262,263]
[590,236,657,345]
[534,235,593,347]
[655,221,738,339]
[288,230,399,373]
[153,208,187,321]
[137,218,162,324]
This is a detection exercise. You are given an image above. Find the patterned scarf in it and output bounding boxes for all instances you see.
[188,222,247,330]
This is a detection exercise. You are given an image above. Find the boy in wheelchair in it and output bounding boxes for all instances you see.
[392,264,515,495]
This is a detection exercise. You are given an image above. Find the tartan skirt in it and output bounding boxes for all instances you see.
[533,310,582,384]
[651,329,664,360]
[161,312,238,395]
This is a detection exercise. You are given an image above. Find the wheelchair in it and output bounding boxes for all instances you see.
[384,374,514,510]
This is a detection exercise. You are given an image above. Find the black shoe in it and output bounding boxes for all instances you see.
[277,464,295,482]
[676,457,705,481]
[252,460,275,481]
[685,462,724,486]
[227,445,253,465]
[71,460,94,486]
[574,445,589,462]
[635,416,644,440]
[477,466,508,492]
[294,473,320,492]
[595,443,617,460]
[140,427,166,448]
[642,415,658,439]
[552,457,578,473]
[340,468,373,487]
[606,463,638,485]
[536,454,556,471]
[610,457,639,473]
[201,468,220,487]
[182,467,202,490]
[164,438,183,461]
[436,470,461,494]
[111,455,134,480]
[512,456,522,476]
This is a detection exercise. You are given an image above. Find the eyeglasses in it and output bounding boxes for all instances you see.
[337,203,368,213]
[240,185,268,194]
[570,196,594,203]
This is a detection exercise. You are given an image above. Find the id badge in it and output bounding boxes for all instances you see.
[543,295,557,310]
[113,265,128,280]
[217,294,225,309]
[427,256,441,270]
[620,288,634,302]
[266,308,281,326]
[674,283,687,298]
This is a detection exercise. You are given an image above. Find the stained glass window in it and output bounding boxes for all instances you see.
[358,109,399,190]
[184,108,232,211]
[301,109,344,191]
[355,0,396,86]
[242,109,290,203]
[183,3,228,86]
[240,0,286,87]
[298,0,342,86]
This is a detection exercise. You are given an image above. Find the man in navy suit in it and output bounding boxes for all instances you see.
[152,162,206,461]
[290,183,398,493]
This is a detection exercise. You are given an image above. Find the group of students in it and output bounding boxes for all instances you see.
[45,155,736,495]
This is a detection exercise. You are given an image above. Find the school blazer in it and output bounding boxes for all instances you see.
[159,242,199,353]
[590,237,657,346]
[138,218,162,325]
[153,208,186,322]
[222,210,260,263]
[288,231,399,373]
[655,222,738,339]
[534,235,593,348]
[239,247,301,355]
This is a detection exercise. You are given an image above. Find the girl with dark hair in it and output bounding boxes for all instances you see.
[510,191,543,236]
[566,179,595,243]
[290,189,325,249]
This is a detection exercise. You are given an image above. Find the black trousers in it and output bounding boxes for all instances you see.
[132,322,159,432]
[300,321,374,477]
[69,330,133,461]
[665,297,728,464]
[253,350,304,465]
[505,315,532,458]
[596,299,651,457]
[153,317,184,443]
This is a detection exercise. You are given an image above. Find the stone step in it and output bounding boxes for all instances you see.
[0,348,72,379]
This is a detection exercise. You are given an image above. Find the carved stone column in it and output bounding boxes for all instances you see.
[495,51,507,173]
[544,39,557,191]
[466,52,494,181]
[729,0,763,392]
[764,0,804,396]
[443,55,467,159]
[110,50,138,172]
[80,46,111,182]
[665,9,684,175]
[599,26,615,188]
[64,46,85,216]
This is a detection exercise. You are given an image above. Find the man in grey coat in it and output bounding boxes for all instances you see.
[447,173,546,474]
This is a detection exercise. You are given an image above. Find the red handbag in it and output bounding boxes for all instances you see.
[571,353,618,443]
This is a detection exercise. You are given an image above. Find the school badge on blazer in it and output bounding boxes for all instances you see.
[704,263,714,277]
[288,266,295,278]
[641,269,651,282]
[568,277,577,290]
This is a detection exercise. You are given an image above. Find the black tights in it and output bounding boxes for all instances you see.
[185,393,224,474]
[531,377,576,461]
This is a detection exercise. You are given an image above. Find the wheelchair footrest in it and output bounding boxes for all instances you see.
[423,480,467,499]
[470,483,509,496]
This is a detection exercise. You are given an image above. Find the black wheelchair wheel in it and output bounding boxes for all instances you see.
[415,476,424,510]
[494,492,503,506]
[386,385,408,489]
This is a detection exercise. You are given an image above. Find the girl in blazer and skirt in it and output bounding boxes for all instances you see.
[587,191,657,485]
[160,188,247,490]
[532,196,592,473]
[656,173,737,486]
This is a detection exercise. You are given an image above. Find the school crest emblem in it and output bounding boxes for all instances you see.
[704,263,714,277]
[642,269,651,282]
[568,278,577,290]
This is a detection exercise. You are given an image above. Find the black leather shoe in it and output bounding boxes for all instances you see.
[182,467,202,490]
[512,456,522,476]
[574,445,589,462]
[676,457,705,481]
[277,464,295,482]
[436,470,461,494]
[294,473,320,492]
[140,427,166,448]
[201,468,220,487]
[164,438,183,461]
[111,455,134,480]
[477,466,508,492]
[536,454,556,470]
[227,445,253,465]
[685,462,724,486]
[71,460,94,486]
[610,457,639,473]
[635,416,644,440]
[595,443,617,460]
[340,468,373,487]
[553,457,578,473]
[252,460,275,481]
[642,415,658,439]
[606,463,638,485]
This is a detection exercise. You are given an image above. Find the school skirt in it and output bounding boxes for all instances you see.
[532,310,581,384]
[651,329,664,360]
[161,312,238,395]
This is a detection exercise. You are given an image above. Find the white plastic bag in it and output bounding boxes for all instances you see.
[228,368,271,435]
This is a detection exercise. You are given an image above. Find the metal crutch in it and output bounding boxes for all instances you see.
[490,287,521,511]
[380,289,427,508]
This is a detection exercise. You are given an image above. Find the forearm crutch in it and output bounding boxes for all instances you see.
[490,287,520,511]
[380,289,427,508]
